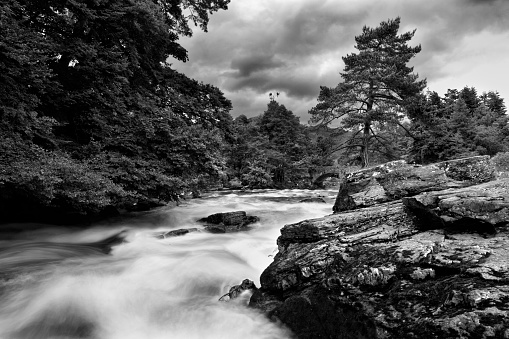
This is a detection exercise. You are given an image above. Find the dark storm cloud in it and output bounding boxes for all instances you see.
[215,1,373,101]
[274,1,369,56]
[230,54,285,77]
[224,70,322,99]
[466,0,501,5]
[173,0,509,120]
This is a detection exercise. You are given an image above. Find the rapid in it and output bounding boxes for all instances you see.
[0,189,336,339]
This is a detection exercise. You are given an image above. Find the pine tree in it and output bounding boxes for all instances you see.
[309,17,426,167]
[409,88,508,163]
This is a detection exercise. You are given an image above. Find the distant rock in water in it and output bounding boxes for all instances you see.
[198,211,260,233]
[299,198,326,203]
[155,228,199,239]
[250,156,509,339]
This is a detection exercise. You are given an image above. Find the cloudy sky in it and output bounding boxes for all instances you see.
[173,0,509,123]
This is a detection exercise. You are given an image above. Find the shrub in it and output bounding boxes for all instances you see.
[0,137,131,219]
[241,166,273,188]
[491,152,509,178]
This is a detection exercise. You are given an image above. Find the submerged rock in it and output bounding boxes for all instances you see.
[198,211,260,233]
[299,198,326,203]
[251,157,509,338]
[155,228,199,239]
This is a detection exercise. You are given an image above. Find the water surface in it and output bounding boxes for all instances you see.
[0,189,336,339]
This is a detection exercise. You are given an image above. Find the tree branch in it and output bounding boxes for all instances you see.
[396,121,417,139]
[369,126,398,156]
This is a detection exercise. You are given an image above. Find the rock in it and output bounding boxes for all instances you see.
[436,156,496,183]
[299,198,326,203]
[89,230,127,254]
[250,286,378,339]
[155,228,199,239]
[219,279,258,302]
[402,179,509,230]
[251,176,509,339]
[198,211,260,233]
[333,156,495,213]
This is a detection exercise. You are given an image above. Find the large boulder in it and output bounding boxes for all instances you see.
[251,178,509,339]
[198,211,260,233]
[333,156,495,213]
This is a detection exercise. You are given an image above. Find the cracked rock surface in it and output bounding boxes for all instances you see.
[250,160,509,339]
[333,155,495,213]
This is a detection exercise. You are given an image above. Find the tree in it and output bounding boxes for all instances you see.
[0,0,233,222]
[225,101,324,188]
[408,89,508,163]
[309,17,426,167]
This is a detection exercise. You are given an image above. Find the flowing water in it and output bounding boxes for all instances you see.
[0,189,336,339]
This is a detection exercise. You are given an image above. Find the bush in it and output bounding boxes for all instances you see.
[491,152,509,178]
[0,137,131,220]
[241,166,273,188]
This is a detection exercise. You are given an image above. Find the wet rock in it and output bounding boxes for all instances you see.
[252,285,378,339]
[219,279,258,302]
[88,230,127,254]
[155,228,199,239]
[198,211,260,233]
[251,173,509,338]
[333,155,494,213]
[299,197,326,203]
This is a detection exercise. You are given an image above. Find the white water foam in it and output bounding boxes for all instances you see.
[0,189,336,339]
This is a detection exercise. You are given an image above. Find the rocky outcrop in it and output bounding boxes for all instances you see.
[333,156,495,213]
[250,160,509,339]
[198,211,260,233]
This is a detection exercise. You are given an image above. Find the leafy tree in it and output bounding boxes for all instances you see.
[226,101,325,188]
[258,101,312,185]
[309,17,426,167]
[0,0,232,223]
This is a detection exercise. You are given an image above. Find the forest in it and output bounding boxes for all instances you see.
[1,1,507,224]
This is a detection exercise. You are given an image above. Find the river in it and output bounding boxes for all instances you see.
[0,189,336,339]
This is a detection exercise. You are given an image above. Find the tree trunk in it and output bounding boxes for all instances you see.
[361,81,374,168]
[361,122,370,168]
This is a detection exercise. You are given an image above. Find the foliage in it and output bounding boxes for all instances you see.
[241,166,273,188]
[226,101,331,188]
[0,0,231,223]
[491,152,509,177]
[309,17,426,167]
[408,89,508,163]
[0,137,131,219]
